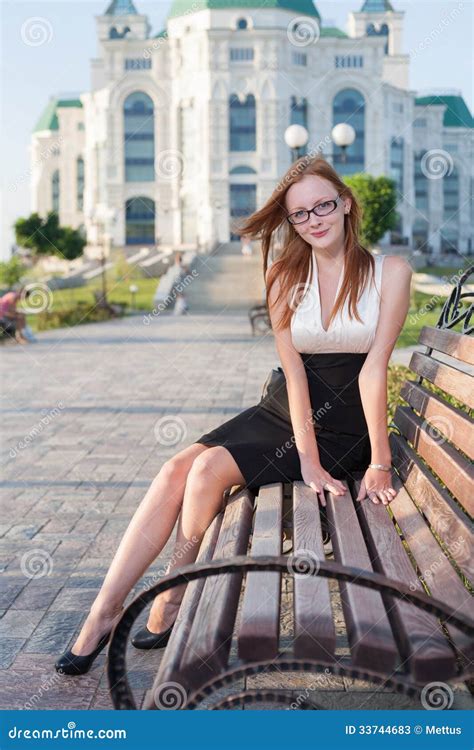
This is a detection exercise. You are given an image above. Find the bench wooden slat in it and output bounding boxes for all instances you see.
[326,488,399,672]
[292,482,336,661]
[143,511,223,709]
[178,487,254,688]
[408,351,474,408]
[391,434,473,582]
[400,380,473,460]
[238,484,282,661]
[353,477,457,682]
[389,481,474,669]
[393,406,474,515]
[419,325,474,365]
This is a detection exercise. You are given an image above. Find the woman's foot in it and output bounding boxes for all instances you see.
[131,600,180,650]
[55,606,124,676]
[70,606,123,657]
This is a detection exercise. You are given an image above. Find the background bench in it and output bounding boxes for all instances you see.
[108,267,473,710]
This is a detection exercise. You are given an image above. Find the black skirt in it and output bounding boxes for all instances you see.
[195,353,371,490]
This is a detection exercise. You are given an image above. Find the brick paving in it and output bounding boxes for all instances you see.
[0,310,471,710]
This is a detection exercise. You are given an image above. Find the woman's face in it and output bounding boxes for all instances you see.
[285,175,351,251]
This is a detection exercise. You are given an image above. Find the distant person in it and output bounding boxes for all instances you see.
[240,234,253,257]
[0,287,34,344]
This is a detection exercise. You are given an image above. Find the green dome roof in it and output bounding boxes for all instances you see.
[168,0,320,20]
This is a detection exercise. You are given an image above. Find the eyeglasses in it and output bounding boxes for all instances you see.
[286,194,343,225]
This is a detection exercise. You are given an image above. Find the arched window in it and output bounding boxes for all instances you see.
[332,89,365,174]
[229,94,256,152]
[52,169,60,212]
[236,18,248,30]
[230,165,256,174]
[124,92,155,182]
[125,196,155,245]
[290,96,308,128]
[76,157,84,211]
[366,22,389,54]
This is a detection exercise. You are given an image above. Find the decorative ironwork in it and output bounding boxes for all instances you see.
[436,265,473,334]
[249,303,271,335]
[107,556,474,710]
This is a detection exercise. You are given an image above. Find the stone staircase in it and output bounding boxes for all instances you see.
[183,242,265,313]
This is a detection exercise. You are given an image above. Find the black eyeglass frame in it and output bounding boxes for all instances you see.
[286,194,344,225]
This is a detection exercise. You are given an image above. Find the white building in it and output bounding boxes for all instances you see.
[30,0,474,256]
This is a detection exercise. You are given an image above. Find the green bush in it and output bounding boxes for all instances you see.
[34,302,122,331]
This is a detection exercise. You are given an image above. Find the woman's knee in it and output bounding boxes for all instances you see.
[156,445,207,486]
[186,446,243,488]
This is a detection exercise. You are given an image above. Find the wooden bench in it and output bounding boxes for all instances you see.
[108,268,473,710]
[249,302,271,336]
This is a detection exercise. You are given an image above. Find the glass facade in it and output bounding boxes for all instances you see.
[230,184,256,240]
[76,157,84,211]
[52,169,60,212]
[229,94,256,151]
[124,91,155,182]
[125,196,155,245]
[332,89,365,174]
[413,150,429,249]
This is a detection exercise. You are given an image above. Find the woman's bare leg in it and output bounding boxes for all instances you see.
[146,446,246,632]
[69,442,210,656]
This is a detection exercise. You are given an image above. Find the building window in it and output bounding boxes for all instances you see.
[123,91,155,182]
[332,89,365,175]
[76,157,84,212]
[236,18,248,30]
[77,122,84,131]
[125,58,152,71]
[230,184,256,240]
[125,196,155,245]
[390,137,404,196]
[229,165,257,174]
[414,150,429,213]
[443,166,459,221]
[51,169,60,212]
[229,94,256,151]
[414,118,427,127]
[230,47,254,62]
[366,22,389,54]
[335,55,364,68]
[292,51,307,66]
[290,96,308,128]
[393,102,404,114]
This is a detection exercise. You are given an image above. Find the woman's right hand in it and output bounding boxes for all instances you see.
[300,458,346,506]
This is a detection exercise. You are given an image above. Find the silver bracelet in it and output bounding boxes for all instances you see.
[368,463,392,472]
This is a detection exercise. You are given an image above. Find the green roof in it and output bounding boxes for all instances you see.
[168,0,320,20]
[360,0,394,11]
[320,26,348,38]
[34,97,83,133]
[104,0,138,15]
[415,95,474,129]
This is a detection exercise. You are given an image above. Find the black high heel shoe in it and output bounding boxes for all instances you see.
[131,623,174,650]
[55,631,111,676]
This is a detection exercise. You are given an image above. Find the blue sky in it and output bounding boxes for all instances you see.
[1,0,472,259]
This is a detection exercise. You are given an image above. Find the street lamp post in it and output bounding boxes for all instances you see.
[331,123,356,165]
[284,124,310,163]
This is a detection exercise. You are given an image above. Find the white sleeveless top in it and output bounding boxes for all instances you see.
[290,253,385,354]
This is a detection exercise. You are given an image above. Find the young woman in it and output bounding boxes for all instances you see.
[55,157,412,675]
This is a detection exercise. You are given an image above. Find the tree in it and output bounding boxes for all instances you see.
[0,256,26,287]
[343,174,398,248]
[14,211,85,262]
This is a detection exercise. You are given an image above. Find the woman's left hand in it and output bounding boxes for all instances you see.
[356,467,398,505]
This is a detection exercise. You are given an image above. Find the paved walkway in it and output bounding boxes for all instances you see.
[0,312,471,710]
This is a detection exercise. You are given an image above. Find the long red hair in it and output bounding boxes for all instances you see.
[235,156,375,331]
